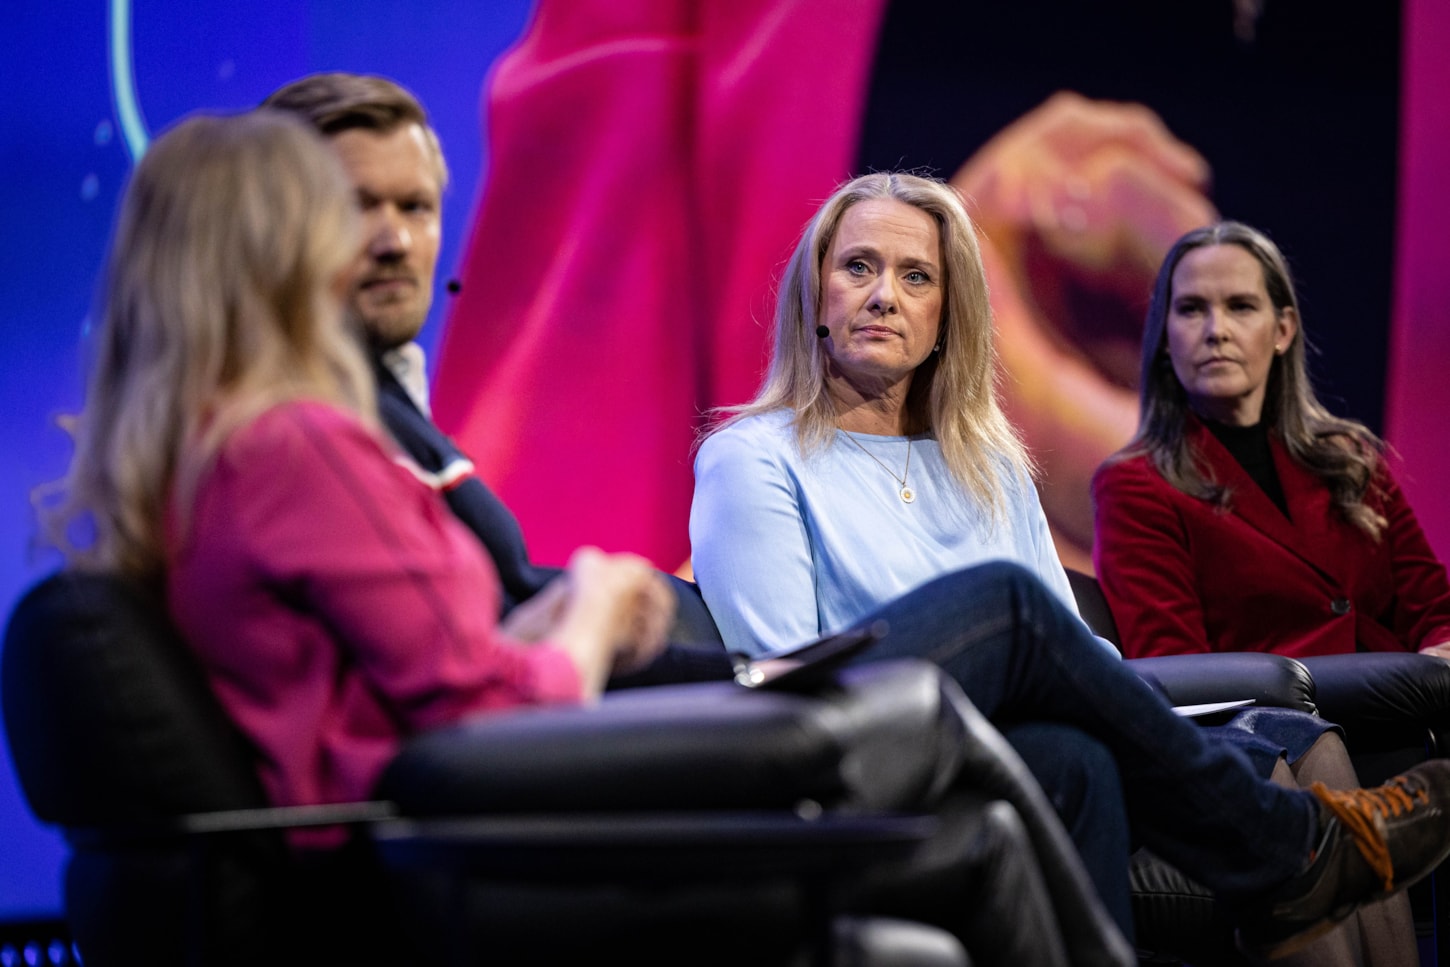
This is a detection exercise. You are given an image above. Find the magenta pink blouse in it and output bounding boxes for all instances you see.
[167,401,582,807]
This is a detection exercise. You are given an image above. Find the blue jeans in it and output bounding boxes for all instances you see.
[849,561,1318,906]
[1002,722,1134,939]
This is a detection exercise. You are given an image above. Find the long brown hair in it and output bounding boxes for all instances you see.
[39,110,373,581]
[1116,221,1385,538]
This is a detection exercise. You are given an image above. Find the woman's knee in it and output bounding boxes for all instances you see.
[967,560,1044,600]
[909,559,1045,607]
[968,560,1075,633]
[909,560,1062,635]
[1287,730,1358,790]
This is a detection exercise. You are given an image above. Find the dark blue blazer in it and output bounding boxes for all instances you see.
[375,364,727,677]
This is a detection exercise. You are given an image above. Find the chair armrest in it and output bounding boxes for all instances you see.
[377,659,1135,967]
[379,659,962,816]
[371,811,938,882]
[65,800,400,848]
[1300,652,1450,752]
[1125,652,1317,714]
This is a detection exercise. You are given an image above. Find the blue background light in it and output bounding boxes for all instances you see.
[0,0,533,918]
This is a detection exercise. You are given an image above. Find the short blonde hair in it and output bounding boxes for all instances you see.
[710,171,1031,517]
[41,109,372,580]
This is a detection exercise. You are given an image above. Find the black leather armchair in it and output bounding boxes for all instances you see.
[2,571,1134,967]
[1066,568,1318,717]
[1061,568,1325,965]
[2,570,409,966]
[1068,566,1450,965]
[1294,653,1450,967]
[1297,652,1450,785]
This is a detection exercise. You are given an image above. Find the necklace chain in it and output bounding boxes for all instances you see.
[841,431,916,503]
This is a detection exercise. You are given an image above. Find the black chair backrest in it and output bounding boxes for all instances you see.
[2,571,402,966]
[2,570,267,828]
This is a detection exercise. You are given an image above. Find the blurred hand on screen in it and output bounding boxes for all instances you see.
[950,91,1217,570]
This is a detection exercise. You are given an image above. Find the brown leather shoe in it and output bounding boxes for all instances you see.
[1236,759,1450,960]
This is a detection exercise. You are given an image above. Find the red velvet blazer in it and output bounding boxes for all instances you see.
[1091,418,1450,659]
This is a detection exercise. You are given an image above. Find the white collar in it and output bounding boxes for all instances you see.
[381,342,430,415]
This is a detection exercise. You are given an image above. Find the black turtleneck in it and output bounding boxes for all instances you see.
[1204,420,1290,520]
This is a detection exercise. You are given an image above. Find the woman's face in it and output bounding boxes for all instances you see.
[818,197,944,397]
[1164,243,1296,427]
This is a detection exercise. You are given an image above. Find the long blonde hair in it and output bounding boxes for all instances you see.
[40,110,373,581]
[709,171,1032,517]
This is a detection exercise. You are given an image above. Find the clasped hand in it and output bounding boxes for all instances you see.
[502,546,676,694]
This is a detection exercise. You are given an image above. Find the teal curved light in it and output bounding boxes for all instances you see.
[109,0,150,160]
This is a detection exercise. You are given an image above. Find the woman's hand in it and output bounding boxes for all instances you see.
[499,577,571,643]
[1419,640,1450,664]
[522,546,676,696]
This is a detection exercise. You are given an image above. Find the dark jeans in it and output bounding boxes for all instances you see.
[849,561,1318,905]
[1002,722,1133,939]
[602,578,736,690]
[606,640,735,690]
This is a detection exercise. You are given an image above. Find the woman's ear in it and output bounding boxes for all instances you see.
[1274,306,1299,355]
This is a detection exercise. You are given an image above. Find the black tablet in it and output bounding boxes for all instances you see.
[731,620,889,690]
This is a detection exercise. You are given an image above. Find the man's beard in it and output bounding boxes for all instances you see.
[345,306,422,355]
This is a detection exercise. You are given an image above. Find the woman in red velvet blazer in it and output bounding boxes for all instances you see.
[1092,222,1450,660]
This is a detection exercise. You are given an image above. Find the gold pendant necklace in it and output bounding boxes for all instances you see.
[842,431,915,503]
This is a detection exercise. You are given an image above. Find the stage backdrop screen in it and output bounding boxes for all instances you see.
[4,0,1446,922]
